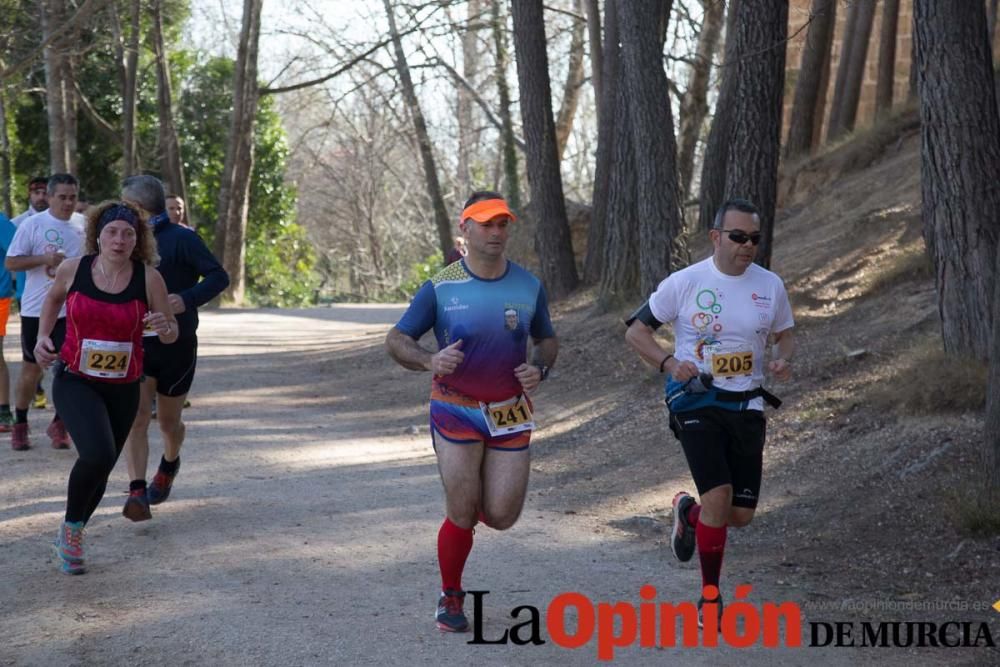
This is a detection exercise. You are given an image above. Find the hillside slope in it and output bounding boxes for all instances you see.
[529,108,998,664]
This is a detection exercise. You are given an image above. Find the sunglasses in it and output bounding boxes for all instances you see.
[721,229,762,246]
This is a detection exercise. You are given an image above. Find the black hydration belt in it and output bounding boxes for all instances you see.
[713,387,783,409]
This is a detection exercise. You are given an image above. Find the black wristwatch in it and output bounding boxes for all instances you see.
[534,363,550,381]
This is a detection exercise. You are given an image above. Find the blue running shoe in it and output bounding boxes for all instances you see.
[435,589,470,632]
[53,520,86,575]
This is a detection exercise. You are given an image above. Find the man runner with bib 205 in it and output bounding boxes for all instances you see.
[385,191,558,633]
[625,198,795,627]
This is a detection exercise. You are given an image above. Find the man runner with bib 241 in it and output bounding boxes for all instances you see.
[385,191,558,633]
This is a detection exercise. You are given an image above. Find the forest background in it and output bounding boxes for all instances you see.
[1,0,948,307]
[2,0,1000,508]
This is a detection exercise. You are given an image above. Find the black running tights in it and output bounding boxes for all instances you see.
[53,367,140,524]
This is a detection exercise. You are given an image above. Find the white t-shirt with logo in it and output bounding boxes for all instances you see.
[649,257,794,410]
[7,210,85,317]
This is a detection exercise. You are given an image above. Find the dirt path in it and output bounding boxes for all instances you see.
[1,306,904,665]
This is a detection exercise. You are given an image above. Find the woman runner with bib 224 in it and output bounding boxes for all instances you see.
[34,201,177,574]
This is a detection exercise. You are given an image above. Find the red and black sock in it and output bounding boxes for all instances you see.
[696,519,727,589]
[437,518,473,592]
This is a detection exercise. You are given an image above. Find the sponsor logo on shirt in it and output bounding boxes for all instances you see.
[444,296,469,312]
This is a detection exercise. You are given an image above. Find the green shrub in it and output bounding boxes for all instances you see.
[397,251,444,300]
[245,223,320,307]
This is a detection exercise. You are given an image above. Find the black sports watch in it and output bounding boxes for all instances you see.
[534,363,550,381]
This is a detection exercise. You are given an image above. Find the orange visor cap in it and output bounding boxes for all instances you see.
[461,199,517,224]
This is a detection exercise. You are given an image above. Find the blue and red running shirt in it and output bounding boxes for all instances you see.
[395,259,554,404]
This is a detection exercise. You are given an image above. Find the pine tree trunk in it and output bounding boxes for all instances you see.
[988,248,1000,502]
[828,0,876,141]
[110,0,127,104]
[619,0,682,295]
[914,0,1000,357]
[584,0,619,284]
[698,0,740,230]
[989,0,999,56]
[0,85,12,217]
[827,1,861,141]
[555,0,586,160]
[492,0,521,212]
[875,0,900,120]
[785,0,837,159]
[215,0,263,304]
[724,0,787,270]
[121,0,140,176]
[678,0,725,197]
[41,0,74,174]
[151,0,187,204]
[599,79,638,303]
[511,0,579,297]
[811,15,835,149]
[456,0,482,196]
[65,54,78,173]
[583,0,603,119]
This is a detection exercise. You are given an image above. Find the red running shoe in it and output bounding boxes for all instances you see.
[47,420,71,449]
[11,422,30,451]
[122,488,152,522]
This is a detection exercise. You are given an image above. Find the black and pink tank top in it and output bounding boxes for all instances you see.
[60,255,147,383]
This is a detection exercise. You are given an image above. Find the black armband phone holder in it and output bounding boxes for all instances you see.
[624,301,664,330]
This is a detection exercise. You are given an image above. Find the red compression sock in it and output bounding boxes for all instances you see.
[696,520,728,589]
[687,502,701,527]
[438,518,474,592]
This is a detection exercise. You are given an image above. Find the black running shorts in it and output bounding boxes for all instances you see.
[669,407,767,509]
[142,336,198,397]
[21,316,67,364]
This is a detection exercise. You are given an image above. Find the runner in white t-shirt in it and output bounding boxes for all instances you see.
[625,198,796,626]
[11,176,50,227]
[4,174,85,451]
[11,176,55,413]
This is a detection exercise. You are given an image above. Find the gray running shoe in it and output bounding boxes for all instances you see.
[671,491,697,562]
[697,594,724,629]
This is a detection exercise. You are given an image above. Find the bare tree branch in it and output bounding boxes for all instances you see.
[543,3,585,21]
[260,10,451,96]
[433,57,526,151]
[259,36,399,95]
